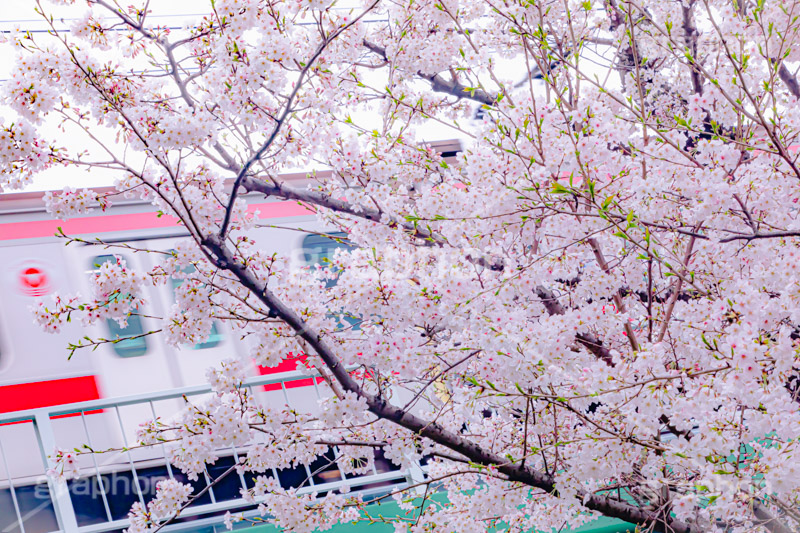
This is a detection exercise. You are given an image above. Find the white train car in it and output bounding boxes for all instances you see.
[0,174,334,409]
[0,174,355,532]
[0,141,462,533]
[0,138,462,413]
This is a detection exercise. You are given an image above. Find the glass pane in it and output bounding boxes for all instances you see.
[168,259,223,349]
[302,233,353,287]
[302,233,360,329]
[89,255,148,358]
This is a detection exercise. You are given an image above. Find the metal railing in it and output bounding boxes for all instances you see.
[0,371,418,533]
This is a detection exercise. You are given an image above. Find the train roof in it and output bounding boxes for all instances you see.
[0,138,464,215]
[0,139,463,243]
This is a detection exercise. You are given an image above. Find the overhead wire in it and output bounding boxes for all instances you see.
[0,12,388,83]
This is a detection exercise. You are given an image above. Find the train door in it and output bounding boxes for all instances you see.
[64,244,178,398]
[0,242,97,399]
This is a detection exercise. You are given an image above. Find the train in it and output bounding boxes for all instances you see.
[0,180,325,409]
[0,141,463,533]
[0,139,462,412]
[1,184,321,408]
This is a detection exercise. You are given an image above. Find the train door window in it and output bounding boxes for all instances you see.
[168,261,222,349]
[89,255,148,358]
[302,233,353,287]
[302,233,360,329]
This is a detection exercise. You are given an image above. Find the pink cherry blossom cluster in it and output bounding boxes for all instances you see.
[48,448,80,481]
[126,479,193,533]
[31,294,82,333]
[0,120,54,190]
[43,187,109,220]
[241,475,361,531]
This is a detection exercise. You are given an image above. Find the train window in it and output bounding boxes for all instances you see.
[89,255,148,358]
[0,482,58,533]
[302,233,360,329]
[53,449,404,528]
[169,260,222,349]
[302,233,353,286]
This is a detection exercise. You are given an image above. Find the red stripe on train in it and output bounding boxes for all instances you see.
[0,375,101,414]
[258,355,323,391]
[0,201,314,241]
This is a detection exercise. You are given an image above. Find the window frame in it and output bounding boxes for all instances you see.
[88,255,149,358]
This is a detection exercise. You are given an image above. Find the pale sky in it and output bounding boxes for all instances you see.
[0,1,228,191]
[0,1,610,193]
[0,0,481,192]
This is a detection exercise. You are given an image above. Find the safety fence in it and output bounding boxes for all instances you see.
[0,371,419,533]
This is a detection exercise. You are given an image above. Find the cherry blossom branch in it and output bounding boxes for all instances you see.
[240,176,506,271]
[241,177,438,240]
[220,2,380,238]
[35,10,207,241]
[699,3,800,184]
[199,235,692,533]
[150,460,243,533]
[66,329,162,359]
[88,5,238,170]
[656,228,699,343]
[361,40,495,106]
[616,0,800,183]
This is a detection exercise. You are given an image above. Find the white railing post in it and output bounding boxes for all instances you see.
[405,458,427,495]
[33,410,80,533]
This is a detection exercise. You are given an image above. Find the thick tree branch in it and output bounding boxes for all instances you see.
[752,501,796,533]
[241,176,506,270]
[682,1,704,95]
[719,230,800,243]
[777,61,800,99]
[200,234,690,532]
[241,176,445,243]
[362,40,495,106]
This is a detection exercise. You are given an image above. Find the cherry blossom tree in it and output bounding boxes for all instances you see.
[6,0,800,531]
